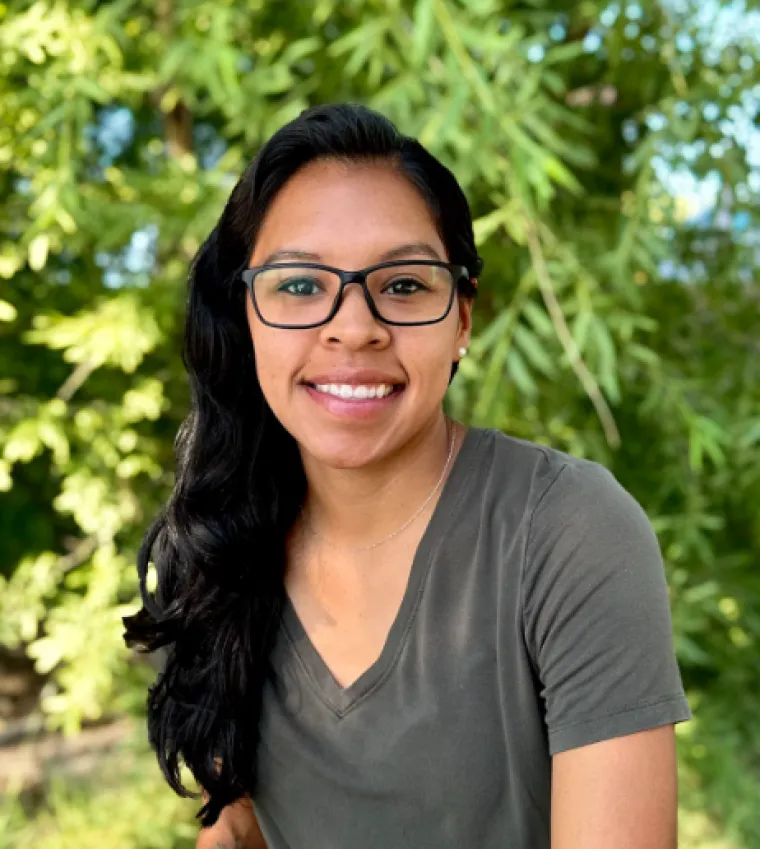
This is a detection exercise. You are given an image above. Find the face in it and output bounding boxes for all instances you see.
[246,159,473,469]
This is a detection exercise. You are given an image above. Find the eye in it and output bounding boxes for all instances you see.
[384,276,427,296]
[277,276,322,296]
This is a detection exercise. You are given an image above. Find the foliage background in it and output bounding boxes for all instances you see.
[1,0,758,846]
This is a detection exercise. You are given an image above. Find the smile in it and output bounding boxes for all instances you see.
[307,383,398,400]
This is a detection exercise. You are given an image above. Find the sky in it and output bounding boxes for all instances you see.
[655,0,759,220]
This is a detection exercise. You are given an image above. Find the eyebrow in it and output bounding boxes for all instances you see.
[259,241,444,266]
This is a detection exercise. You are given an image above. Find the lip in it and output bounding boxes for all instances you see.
[300,369,405,387]
[302,383,403,420]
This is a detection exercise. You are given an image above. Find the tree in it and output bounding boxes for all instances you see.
[1,0,758,844]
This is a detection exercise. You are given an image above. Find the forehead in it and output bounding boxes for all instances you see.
[250,159,446,265]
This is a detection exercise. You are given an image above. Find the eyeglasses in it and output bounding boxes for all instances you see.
[241,260,470,329]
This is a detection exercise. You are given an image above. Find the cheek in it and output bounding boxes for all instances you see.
[253,335,306,396]
[246,302,305,404]
[400,328,458,388]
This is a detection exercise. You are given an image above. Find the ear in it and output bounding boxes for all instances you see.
[455,292,473,356]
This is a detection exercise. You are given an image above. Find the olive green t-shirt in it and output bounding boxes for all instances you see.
[252,427,693,848]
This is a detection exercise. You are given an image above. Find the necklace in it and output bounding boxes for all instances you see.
[301,423,457,553]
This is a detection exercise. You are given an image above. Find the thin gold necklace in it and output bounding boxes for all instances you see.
[301,423,457,553]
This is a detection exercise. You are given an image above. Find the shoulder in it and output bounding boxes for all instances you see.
[526,449,654,552]
[467,426,563,492]
[467,427,656,563]
[505,438,664,626]
[471,427,635,523]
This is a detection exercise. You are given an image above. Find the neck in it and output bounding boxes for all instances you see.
[299,416,461,549]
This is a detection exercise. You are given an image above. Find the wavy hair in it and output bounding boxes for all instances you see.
[123,102,483,827]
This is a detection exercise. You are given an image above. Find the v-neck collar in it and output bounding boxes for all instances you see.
[281,426,486,718]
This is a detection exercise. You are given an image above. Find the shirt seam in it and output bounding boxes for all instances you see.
[281,619,345,716]
[518,461,571,668]
[548,692,690,735]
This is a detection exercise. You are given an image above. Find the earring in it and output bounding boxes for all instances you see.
[458,346,468,358]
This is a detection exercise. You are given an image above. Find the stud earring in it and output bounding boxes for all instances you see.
[458,347,468,358]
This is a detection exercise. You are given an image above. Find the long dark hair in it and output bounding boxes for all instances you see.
[123,102,483,827]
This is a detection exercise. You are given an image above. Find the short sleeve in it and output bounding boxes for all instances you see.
[521,459,693,755]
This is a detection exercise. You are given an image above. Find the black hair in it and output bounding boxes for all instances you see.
[123,102,483,827]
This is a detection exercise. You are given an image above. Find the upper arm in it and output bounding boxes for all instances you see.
[551,724,678,849]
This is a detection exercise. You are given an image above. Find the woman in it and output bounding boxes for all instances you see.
[124,103,692,849]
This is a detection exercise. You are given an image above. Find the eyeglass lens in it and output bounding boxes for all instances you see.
[252,264,455,326]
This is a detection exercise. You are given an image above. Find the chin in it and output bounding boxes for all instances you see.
[299,430,393,470]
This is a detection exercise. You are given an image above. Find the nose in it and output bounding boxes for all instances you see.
[318,279,391,350]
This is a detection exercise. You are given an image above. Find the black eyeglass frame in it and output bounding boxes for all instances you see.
[241,259,471,330]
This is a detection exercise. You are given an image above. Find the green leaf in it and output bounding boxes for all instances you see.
[28,234,50,271]
[513,323,555,376]
[25,294,162,373]
[739,418,760,449]
[570,311,592,354]
[589,317,619,402]
[505,348,538,396]
[521,300,554,338]
[0,299,17,322]
[411,0,436,68]
[328,18,390,58]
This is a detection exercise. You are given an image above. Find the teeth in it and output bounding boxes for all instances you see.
[312,383,395,400]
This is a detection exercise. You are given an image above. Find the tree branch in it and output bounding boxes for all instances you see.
[59,535,103,573]
[525,223,621,448]
[155,0,193,159]
[55,359,98,402]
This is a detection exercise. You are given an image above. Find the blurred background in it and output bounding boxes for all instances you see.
[0,0,758,846]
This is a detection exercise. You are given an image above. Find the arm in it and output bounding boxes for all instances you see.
[523,462,691,845]
[195,793,267,849]
[551,725,678,849]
